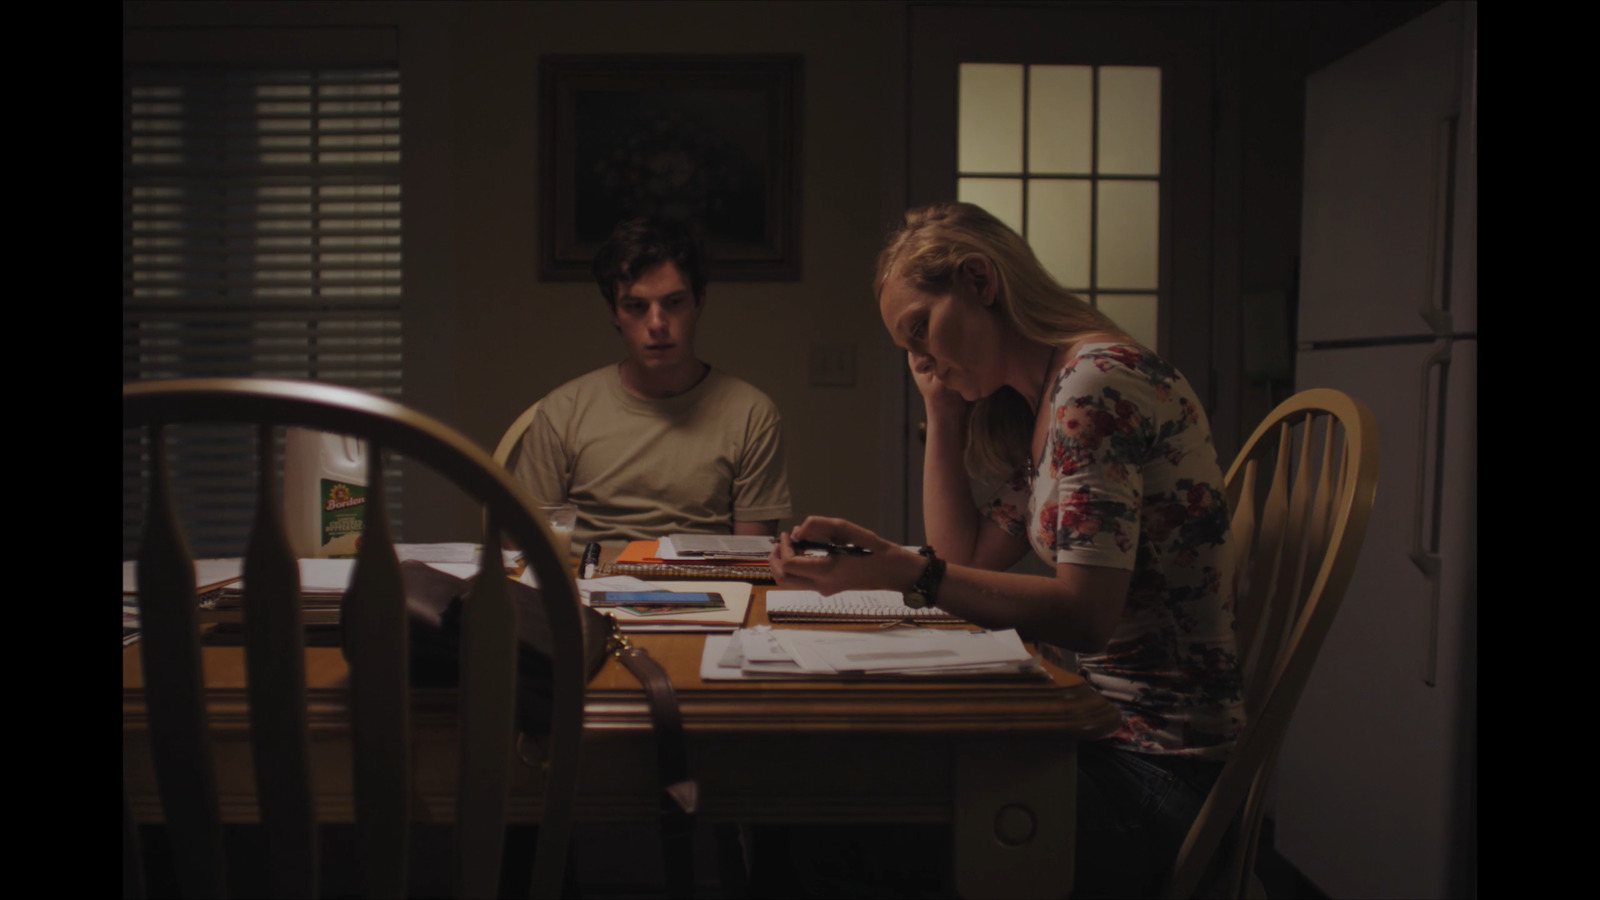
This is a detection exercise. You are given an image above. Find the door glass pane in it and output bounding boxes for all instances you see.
[958,178,1023,234]
[1028,65,1092,174]
[1096,179,1159,289]
[959,63,1023,173]
[1098,66,1161,176]
[1026,179,1091,288]
[1097,293,1159,349]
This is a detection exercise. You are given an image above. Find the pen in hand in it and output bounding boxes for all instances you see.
[790,538,873,556]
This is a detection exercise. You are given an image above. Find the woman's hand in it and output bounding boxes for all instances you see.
[768,516,926,596]
[908,351,966,423]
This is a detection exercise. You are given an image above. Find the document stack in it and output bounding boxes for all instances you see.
[122,558,244,645]
[206,558,356,625]
[701,625,1045,680]
[598,536,776,582]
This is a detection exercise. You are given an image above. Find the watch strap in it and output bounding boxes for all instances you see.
[908,546,946,609]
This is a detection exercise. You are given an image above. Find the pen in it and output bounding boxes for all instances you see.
[580,541,601,579]
[790,538,873,556]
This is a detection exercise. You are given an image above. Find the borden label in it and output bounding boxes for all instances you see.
[320,480,366,558]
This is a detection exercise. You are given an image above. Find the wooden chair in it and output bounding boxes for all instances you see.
[1160,388,1379,899]
[493,400,543,470]
[123,378,587,899]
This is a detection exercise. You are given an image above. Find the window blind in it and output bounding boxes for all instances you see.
[123,66,404,559]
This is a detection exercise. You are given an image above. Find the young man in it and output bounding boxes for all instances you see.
[513,215,792,544]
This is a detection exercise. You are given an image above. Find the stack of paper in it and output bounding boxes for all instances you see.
[598,539,774,582]
[701,625,1045,680]
[122,546,525,641]
[122,558,244,600]
[123,601,141,647]
[123,558,245,642]
[658,534,774,559]
[208,559,353,625]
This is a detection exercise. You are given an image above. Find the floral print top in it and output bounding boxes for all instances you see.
[986,343,1245,759]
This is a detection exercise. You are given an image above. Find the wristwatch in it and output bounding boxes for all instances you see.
[903,546,946,609]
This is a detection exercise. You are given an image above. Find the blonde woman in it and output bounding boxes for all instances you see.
[769,202,1244,897]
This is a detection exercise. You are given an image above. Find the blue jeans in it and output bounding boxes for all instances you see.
[1071,742,1224,898]
[755,743,1223,899]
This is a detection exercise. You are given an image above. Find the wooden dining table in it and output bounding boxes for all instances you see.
[123,567,1120,899]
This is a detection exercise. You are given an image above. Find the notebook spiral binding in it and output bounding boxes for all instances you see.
[598,562,776,583]
[766,607,966,624]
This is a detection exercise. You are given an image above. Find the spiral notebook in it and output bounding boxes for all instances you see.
[600,562,776,582]
[598,539,775,583]
[764,590,967,624]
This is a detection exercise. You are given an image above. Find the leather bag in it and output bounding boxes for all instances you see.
[381,558,612,734]
[348,559,699,894]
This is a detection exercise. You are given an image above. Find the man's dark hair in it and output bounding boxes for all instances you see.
[592,215,710,307]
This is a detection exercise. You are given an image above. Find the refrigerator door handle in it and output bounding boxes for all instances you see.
[1408,338,1451,686]
[1420,116,1459,336]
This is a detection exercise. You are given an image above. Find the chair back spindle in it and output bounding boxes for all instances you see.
[137,422,227,897]
[124,378,587,899]
[1160,388,1378,899]
[454,518,518,898]
[1234,422,1291,667]
[342,443,412,898]
[1244,416,1315,714]
[241,423,317,898]
[1224,458,1258,619]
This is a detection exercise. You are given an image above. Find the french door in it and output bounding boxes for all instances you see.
[899,2,1217,545]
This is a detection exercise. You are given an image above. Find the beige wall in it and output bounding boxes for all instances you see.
[447,1,907,542]
[124,0,1437,547]
[126,0,909,543]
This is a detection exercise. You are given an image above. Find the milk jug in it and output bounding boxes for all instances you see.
[283,427,369,559]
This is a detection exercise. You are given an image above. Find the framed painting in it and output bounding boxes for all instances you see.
[540,54,803,282]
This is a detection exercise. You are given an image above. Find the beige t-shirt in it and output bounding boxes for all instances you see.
[513,364,792,544]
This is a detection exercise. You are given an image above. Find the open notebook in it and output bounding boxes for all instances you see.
[764,590,967,625]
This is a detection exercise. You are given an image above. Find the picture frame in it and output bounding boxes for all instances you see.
[540,54,803,282]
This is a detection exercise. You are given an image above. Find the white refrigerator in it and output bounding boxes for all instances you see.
[1275,2,1476,898]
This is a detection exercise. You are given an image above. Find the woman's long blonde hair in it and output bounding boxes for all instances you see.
[876,202,1124,479]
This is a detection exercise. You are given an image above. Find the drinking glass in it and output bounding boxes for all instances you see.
[538,503,579,558]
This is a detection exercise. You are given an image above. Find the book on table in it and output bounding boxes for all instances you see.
[599,538,775,582]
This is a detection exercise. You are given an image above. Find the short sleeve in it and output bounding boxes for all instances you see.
[731,399,792,522]
[1039,360,1157,570]
[511,405,569,506]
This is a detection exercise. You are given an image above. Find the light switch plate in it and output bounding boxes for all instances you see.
[808,342,856,387]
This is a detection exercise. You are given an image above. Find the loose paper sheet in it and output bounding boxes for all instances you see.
[701,627,1044,680]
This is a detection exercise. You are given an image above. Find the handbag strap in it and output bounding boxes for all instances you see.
[607,626,698,898]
